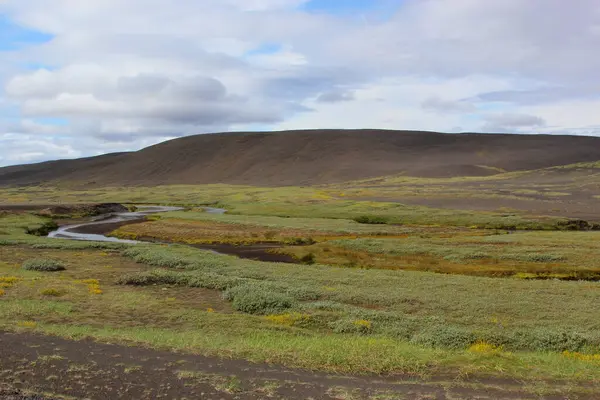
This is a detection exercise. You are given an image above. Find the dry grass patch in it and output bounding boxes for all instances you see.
[111,218,343,245]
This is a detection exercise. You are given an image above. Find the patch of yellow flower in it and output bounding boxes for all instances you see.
[17,321,37,329]
[0,276,21,295]
[468,341,503,355]
[353,319,372,329]
[88,284,103,295]
[312,192,332,200]
[77,279,102,295]
[206,307,215,313]
[265,312,310,326]
[0,276,20,289]
[562,351,600,363]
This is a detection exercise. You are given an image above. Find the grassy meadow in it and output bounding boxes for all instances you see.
[2,177,600,395]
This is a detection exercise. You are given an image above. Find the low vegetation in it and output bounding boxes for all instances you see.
[2,175,600,393]
[22,258,66,272]
[352,215,389,224]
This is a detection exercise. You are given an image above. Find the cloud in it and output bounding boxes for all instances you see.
[422,96,475,113]
[6,69,283,137]
[0,133,82,164]
[316,89,355,103]
[2,0,600,165]
[481,113,546,133]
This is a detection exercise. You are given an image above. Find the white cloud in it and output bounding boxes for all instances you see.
[422,97,475,113]
[481,113,546,133]
[2,0,600,166]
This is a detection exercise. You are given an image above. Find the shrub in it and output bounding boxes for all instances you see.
[410,326,476,349]
[300,253,316,265]
[501,253,565,263]
[118,270,193,286]
[122,248,193,269]
[22,259,66,272]
[507,329,589,352]
[224,283,294,314]
[330,318,373,335]
[187,273,245,290]
[25,221,59,236]
[301,301,352,312]
[40,288,66,297]
[555,219,594,231]
[122,247,229,270]
[118,270,247,291]
[353,215,389,225]
[284,237,316,245]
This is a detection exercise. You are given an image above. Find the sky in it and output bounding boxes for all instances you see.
[1,0,600,166]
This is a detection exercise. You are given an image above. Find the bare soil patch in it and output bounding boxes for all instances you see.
[0,331,581,400]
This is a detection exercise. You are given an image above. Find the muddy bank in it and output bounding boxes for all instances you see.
[67,221,299,264]
[46,206,299,263]
[67,219,146,235]
[47,206,183,244]
[191,243,298,263]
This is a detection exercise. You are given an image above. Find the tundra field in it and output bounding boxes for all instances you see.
[0,163,600,399]
[2,160,600,399]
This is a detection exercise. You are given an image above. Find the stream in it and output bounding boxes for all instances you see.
[48,206,224,244]
[46,205,297,263]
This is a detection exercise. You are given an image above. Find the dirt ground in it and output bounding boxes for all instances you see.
[0,331,586,400]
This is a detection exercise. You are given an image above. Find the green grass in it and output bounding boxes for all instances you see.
[114,244,600,353]
[156,210,411,234]
[0,184,577,230]
[281,230,600,278]
[12,322,600,382]
[2,179,600,387]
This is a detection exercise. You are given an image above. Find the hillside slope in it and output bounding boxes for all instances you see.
[3,129,600,186]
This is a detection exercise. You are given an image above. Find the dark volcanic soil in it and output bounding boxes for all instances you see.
[4,129,600,186]
[0,331,585,400]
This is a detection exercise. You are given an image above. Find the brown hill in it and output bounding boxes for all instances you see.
[2,129,600,186]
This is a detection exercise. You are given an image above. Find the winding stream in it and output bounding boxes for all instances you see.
[47,205,297,263]
[48,206,224,244]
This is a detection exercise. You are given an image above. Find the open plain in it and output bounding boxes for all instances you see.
[2,130,600,399]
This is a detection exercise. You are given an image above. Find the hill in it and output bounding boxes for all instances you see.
[2,129,600,186]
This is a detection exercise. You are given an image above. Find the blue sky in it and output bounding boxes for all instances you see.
[0,15,52,51]
[303,0,384,13]
[1,0,600,166]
